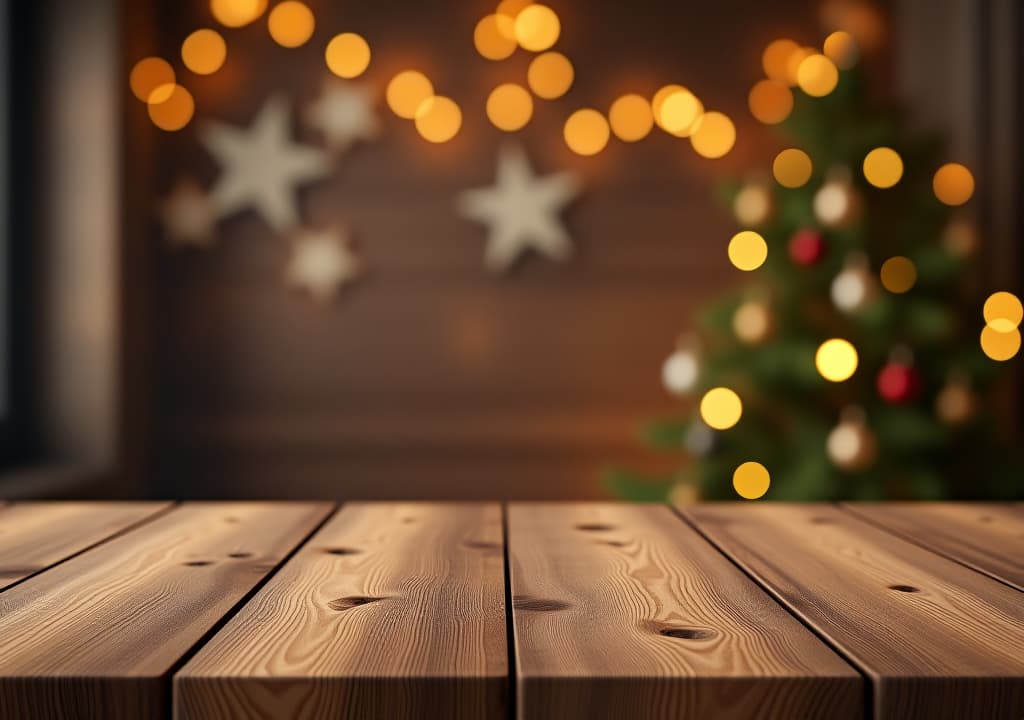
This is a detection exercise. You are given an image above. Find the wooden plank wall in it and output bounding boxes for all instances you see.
[129,0,833,498]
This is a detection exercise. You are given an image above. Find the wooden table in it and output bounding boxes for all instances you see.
[0,501,1022,719]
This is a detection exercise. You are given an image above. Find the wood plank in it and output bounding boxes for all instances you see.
[0,501,332,720]
[683,503,1024,719]
[842,502,1024,591]
[0,501,171,590]
[507,503,862,720]
[175,502,507,720]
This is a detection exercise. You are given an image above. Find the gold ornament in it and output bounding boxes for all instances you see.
[813,170,860,227]
[935,375,977,425]
[942,216,978,258]
[826,406,877,471]
[732,182,774,226]
[831,252,875,313]
[732,300,773,344]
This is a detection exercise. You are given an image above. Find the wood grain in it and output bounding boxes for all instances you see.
[0,501,332,720]
[175,502,508,720]
[684,503,1024,719]
[0,501,171,590]
[507,503,862,720]
[841,502,1024,591]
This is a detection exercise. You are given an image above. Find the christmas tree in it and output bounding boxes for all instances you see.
[610,31,1024,502]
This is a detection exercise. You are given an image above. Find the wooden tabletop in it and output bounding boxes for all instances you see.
[0,501,1022,719]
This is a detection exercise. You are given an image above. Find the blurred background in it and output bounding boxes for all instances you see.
[0,0,1020,500]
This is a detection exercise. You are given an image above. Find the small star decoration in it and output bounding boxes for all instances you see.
[305,80,379,153]
[456,144,581,272]
[286,226,362,301]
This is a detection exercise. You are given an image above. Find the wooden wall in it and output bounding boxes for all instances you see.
[129,0,836,499]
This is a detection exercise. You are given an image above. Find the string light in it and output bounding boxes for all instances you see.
[474,14,517,60]
[823,30,858,69]
[486,83,533,131]
[386,71,434,119]
[657,88,702,137]
[563,109,609,156]
[980,325,1021,361]
[414,96,462,143]
[210,0,267,28]
[129,57,175,103]
[796,54,839,96]
[748,79,793,124]
[267,1,315,48]
[727,231,768,271]
[863,147,903,188]
[325,33,370,78]
[689,112,735,159]
[733,461,770,499]
[933,163,975,206]
[785,46,815,86]
[700,387,742,430]
[527,52,573,99]
[514,4,560,52]
[147,84,195,131]
[496,0,533,31]
[609,94,653,142]
[762,38,800,84]
[182,30,227,75]
[815,338,858,382]
[880,256,916,293]
[772,148,813,188]
[984,292,1023,332]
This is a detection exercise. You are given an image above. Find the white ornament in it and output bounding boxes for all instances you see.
[286,226,362,301]
[456,144,580,272]
[305,80,379,153]
[159,178,217,248]
[201,95,332,233]
[831,254,875,313]
[661,349,699,395]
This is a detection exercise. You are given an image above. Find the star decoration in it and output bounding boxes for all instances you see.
[286,226,362,301]
[305,80,379,153]
[456,144,581,272]
[201,95,332,233]
[159,178,217,248]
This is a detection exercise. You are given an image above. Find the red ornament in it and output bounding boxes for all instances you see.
[877,362,921,403]
[789,229,826,265]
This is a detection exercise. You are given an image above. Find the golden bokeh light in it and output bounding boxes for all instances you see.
[733,461,770,499]
[182,29,227,75]
[497,0,533,27]
[728,231,768,271]
[210,0,267,27]
[772,148,813,188]
[414,95,462,143]
[486,83,533,131]
[657,88,703,136]
[762,38,800,84]
[796,54,839,96]
[700,387,743,430]
[474,14,517,61]
[880,256,917,294]
[785,46,815,85]
[527,52,573,99]
[823,30,858,69]
[609,94,653,142]
[325,33,370,78]
[816,338,859,382]
[267,1,315,48]
[147,84,195,131]
[386,71,434,119]
[689,112,735,159]
[980,325,1021,362]
[983,291,1023,333]
[563,109,610,156]
[129,57,175,103]
[733,184,772,225]
[514,4,560,52]
[863,147,903,188]
[933,163,975,206]
[748,79,793,125]
[733,302,772,343]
